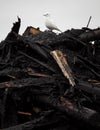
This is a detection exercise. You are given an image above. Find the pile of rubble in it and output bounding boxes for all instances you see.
[0,17,100,130]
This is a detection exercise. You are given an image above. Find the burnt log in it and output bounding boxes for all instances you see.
[79,28,100,42]
[77,80,100,96]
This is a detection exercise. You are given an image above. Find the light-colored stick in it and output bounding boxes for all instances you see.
[50,50,75,87]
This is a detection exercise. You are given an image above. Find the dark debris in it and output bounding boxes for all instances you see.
[0,18,100,130]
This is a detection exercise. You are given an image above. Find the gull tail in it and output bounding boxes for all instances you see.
[56,28,62,33]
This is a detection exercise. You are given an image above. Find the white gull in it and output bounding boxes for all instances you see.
[43,13,62,32]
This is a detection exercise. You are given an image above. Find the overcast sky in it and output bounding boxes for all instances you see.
[0,0,100,41]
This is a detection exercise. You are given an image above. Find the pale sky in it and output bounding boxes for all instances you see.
[0,0,100,41]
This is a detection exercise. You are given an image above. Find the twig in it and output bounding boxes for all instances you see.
[86,16,92,28]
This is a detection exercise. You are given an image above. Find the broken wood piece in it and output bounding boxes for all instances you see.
[50,50,75,87]
[37,95,100,129]
[23,26,40,36]
[86,16,92,28]
[88,79,100,85]
[18,111,32,116]
[78,80,100,96]
[27,67,51,77]
[11,16,21,34]
[79,28,100,42]
[0,77,55,89]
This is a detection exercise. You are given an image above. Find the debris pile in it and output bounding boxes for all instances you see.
[0,17,100,130]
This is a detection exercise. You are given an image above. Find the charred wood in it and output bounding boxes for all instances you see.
[76,55,100,79]
[0,77,55,89]
[11,16,21,34]
[79,28,100,42]
[0,18,100,130]
[77,80,100,96]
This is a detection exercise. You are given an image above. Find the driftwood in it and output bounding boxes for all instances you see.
[2,96,100,130]
[79,28,100,42]
[0,17,100,130]
[78,80,100,96]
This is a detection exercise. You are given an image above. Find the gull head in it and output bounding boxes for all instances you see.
[43,13,50,17]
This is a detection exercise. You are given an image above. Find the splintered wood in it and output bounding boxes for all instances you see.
[50,50,75,87]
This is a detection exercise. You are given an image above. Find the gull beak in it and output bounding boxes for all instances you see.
[43,14,46,16]
[43,13,49,17]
